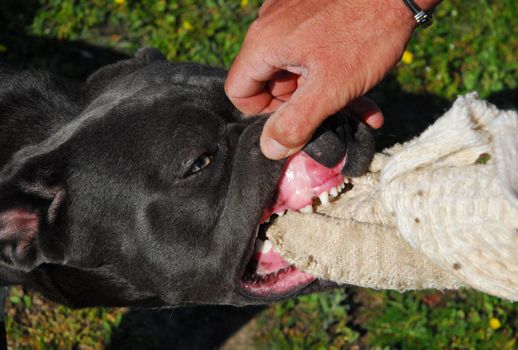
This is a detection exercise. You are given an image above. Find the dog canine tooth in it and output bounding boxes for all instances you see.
[254,239,265,254]
[299,205,313,214]
[253,239,273,255]
[318,191,330,206]
[261,239,273,253]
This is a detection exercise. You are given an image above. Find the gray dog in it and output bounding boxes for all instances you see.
[0,48,374,308]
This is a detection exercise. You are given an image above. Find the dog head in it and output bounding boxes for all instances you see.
[0,49,374,307]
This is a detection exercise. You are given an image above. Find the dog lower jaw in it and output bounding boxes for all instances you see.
[238,273,337,302]
[241,264,316,297]
[237,219,315,299]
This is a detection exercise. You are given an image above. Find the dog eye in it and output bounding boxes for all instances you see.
[189,155,213,174]
[182,144,219,178]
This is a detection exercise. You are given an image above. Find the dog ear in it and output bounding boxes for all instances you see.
[0,154,66,272]
[86,47,166,91]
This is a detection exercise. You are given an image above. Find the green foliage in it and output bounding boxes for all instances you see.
[6,287,124,350]
[30,0,261,67]
[255,289,518,349]
[363,290,517,350]
[398,0,518,100]
[25,0,518,99]
[255,290,360,350]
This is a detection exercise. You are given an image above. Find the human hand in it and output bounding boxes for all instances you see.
[225,0,439,159]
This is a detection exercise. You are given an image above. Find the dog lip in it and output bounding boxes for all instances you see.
[240,272,317,299]
[238,275,336,302]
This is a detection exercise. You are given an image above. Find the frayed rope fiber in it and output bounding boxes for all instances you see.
[267,93,518,301]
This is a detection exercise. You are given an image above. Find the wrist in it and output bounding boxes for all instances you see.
[390,0,441,29]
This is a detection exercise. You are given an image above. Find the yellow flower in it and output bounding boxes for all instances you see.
[240,0,249,8]
[182,20,193,31]
[401,50,414,64]
[115,0,125,5]
[0,44,7,53]
[489,317,501,330]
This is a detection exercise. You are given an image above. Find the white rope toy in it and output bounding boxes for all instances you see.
[267,93,518,300]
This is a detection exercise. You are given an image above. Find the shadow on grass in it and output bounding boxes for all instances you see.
[0,0,128,79]
[107,305,264,350]
[371,79,517,150]
[488,88,518,111]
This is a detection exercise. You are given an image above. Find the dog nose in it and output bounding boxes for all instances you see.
[300,111,375,177]
[302,118,348,168]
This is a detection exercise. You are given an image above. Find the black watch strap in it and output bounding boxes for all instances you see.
[402,0,433,28]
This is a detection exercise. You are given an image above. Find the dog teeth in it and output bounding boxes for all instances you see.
[275,178,352,217]
[318,191,330,206]
[299,205,313,214]
[261,239,272,253]
[254,239,272,254]
[275,210,286,217]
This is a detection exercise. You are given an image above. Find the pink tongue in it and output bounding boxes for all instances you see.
[255,249,290,275]
[270,151,346,213]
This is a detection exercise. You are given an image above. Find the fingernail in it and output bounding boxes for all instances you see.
[262,137,290,159]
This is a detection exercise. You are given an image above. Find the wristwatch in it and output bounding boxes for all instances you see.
[401,0,433,28]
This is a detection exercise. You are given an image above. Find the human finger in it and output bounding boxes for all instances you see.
[345,96,384,129]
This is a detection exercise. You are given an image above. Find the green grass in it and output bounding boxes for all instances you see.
[255,290,360,350]
[363,290,517,350]
[29,0,261,67]
[397,0,518,100]
[21,0,518,100]
[254,289,518,350]
[6,287,124,350]
[1,0,517,349]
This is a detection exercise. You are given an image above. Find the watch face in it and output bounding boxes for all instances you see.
[419,14,433,28]
[415,10,433,28]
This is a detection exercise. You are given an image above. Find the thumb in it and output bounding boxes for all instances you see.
[260,76,345,160]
